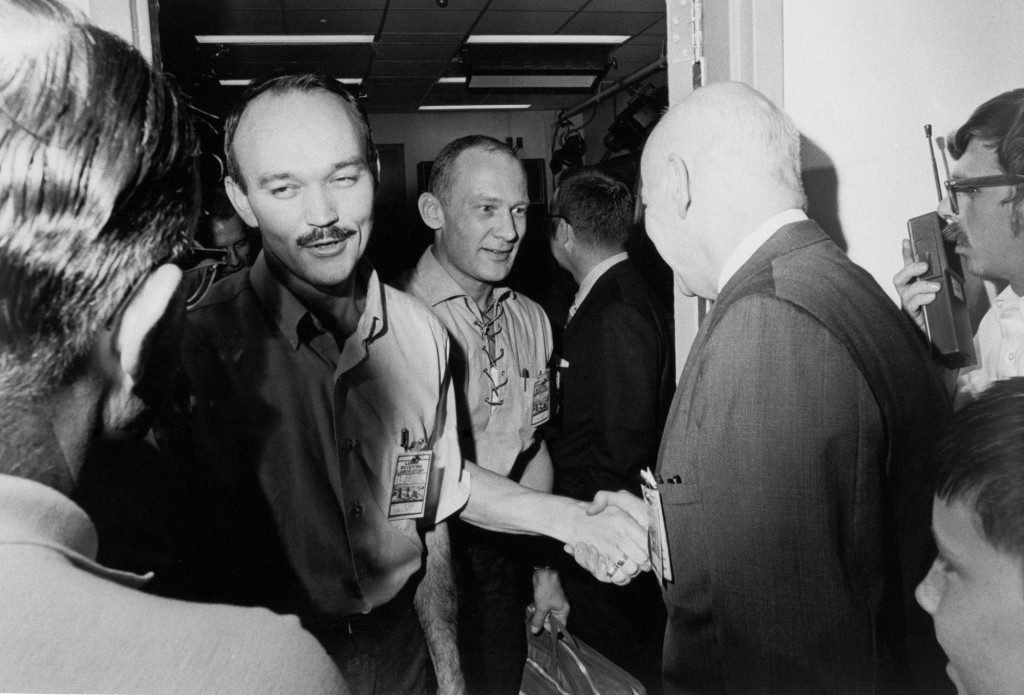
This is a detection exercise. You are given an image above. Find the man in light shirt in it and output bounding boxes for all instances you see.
[894,88,1024,409]
[635,81,952,693]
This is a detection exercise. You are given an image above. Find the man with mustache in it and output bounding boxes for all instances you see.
[894,89,1024,409]
[163,73,470,694]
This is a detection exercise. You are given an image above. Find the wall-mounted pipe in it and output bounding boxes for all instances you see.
[556,55,667,123]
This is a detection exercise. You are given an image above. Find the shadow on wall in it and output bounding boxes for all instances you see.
[801,135,847,253]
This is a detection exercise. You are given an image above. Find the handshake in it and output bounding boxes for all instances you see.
[563,490,653,586]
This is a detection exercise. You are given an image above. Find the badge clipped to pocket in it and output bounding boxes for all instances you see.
[388,450,434,520]
[530,369,551,426]
[641,468,672,583]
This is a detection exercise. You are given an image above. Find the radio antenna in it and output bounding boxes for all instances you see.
[925,124,943,202]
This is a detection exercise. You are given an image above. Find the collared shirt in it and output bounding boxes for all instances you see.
[570,251,629,320]
[399,247,553,477]
[173,253,468,619]
[0,473,344,693]
[718,209,808,292]
[956,285,1024,407]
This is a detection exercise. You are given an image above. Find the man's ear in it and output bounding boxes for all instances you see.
[114,264,182,384]
[225,176,258,229]
[555,219,572,246]
[666,153,691,220]
[418,192,445,232]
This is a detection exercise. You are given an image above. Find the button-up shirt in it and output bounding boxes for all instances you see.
[0,473,344,693]
[399,247,553,477]
[957,285,1024,407]
[170,253,468,620]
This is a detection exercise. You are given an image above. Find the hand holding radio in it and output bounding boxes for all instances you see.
[893,238,941,334]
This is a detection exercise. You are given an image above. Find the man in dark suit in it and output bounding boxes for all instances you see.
[545,166,673,693]
[631,81,953,693]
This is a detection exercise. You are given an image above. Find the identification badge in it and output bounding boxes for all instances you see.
[640,468,672,583]
[531,369,551,426]
[388,451,434,520]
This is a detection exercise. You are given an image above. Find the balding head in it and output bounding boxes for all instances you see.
[641,82,806,298]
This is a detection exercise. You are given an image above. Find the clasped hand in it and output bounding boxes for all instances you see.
[562,490,651,586]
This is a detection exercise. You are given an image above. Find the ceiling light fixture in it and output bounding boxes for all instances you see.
[437,77,468,84]
[196,34,374,45]
[219,78,363,86]
[462,40,617,92]
[466,35,629,45]
[419,104,531,111]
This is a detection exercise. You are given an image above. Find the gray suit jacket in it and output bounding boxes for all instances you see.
[658,220,951,694]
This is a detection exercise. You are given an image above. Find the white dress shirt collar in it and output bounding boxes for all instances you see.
[571,252,629,318]
[717,209,808,293]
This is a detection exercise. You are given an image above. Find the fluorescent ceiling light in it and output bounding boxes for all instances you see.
[467,74,598,90]
[196,34,374,45]
[466,35,628,45]
[437,77,468,84]
[219,78,362,86]
[419,104,531,111]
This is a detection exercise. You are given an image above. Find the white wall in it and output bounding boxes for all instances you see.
[782,0,1024,300]
[369,110,562,205]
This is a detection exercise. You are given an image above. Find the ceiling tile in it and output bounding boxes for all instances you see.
[470,11,575,34]
[382,9,479,33]
[370,60,451,78]
[489,0,585,9]
[610,42,661,64]
[373,42,460,62]
[201,9,285,34]
[219,0,280,9]
[389,0,491,8]
[562,11,661,36]
[285,10,383,33]
[585,0,665,11]
[281,0,387,8]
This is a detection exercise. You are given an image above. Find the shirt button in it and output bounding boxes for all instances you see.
[353,503,363,518]
[341,438,356,451]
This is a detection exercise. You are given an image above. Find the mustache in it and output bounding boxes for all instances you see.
[942,220,967,248]
[297,225,357,247]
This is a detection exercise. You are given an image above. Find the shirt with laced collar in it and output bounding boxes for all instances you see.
[399,246,553,478]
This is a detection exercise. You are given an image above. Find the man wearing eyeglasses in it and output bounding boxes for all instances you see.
[895,89,1024,408]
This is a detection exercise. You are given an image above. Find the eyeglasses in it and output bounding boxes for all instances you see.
[944,174,1024,215]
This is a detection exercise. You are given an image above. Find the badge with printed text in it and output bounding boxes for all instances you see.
[388,451,434,520]
[531,369,551,426]
[641,468,672,583]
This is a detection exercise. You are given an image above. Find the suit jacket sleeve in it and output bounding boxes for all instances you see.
[662,294,888,693]
[589,301,666,491]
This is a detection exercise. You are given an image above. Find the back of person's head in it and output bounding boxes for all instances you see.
[650,81,805,205]
[949,89,1024,232]
[933,377,1024,563]
[428,134,519,204]
[0,0,199,402]
[552,166,633,251]
[223,72,377,192]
